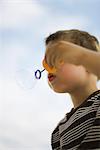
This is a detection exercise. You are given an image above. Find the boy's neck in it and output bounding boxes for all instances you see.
[70,86,98,109]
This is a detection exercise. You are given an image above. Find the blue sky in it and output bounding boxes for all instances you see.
[0,0,100,150]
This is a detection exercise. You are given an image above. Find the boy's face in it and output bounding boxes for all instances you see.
[44,43,92,93]
[47,63,89,93]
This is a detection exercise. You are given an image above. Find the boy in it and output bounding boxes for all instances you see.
[43,29,100,149]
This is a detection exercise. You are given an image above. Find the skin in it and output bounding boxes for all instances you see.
[45,42,99,109]
[46,41,100,79]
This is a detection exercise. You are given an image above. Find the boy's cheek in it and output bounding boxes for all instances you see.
[60,64,77,74]
[59,64,81,78]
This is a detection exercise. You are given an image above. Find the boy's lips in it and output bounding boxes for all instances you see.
[48,73,56,82]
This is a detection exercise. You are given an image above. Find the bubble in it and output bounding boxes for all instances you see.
[15,68,38,90]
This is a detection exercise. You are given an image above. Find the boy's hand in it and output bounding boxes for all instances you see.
[45,41,84,68]
[45,40,100,79]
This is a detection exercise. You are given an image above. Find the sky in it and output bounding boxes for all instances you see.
[0,0,100,150]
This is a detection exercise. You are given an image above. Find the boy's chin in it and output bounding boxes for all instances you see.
[49,84,67,93]
[53,89,66,93]
[54,88,68,93]
[48,83,74,93]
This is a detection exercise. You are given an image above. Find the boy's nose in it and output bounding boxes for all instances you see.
[42,59,56,74]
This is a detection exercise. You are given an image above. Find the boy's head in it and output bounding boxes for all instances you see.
[44,29,99,93]
[45,29,100,52]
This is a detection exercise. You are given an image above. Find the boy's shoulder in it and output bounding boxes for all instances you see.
[53,90,100,132]
[51,90,100,149]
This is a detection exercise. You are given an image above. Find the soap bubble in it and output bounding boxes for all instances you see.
[15,68,38,90]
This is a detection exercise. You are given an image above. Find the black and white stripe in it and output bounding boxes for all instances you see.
[51,90,100,150]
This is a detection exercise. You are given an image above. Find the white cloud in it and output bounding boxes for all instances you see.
[0,0,90,31]
[0,75,73,149]
[0,0,45,29]
[64,0,99,4]
[39,14,89,40]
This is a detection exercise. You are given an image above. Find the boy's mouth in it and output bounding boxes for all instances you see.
[48,73,56,82]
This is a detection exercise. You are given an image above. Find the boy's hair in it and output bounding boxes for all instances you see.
[45,29,100,52]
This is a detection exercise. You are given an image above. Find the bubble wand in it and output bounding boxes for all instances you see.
[34,59,57,79]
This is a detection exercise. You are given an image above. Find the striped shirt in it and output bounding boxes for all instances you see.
[51,90,100,150]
